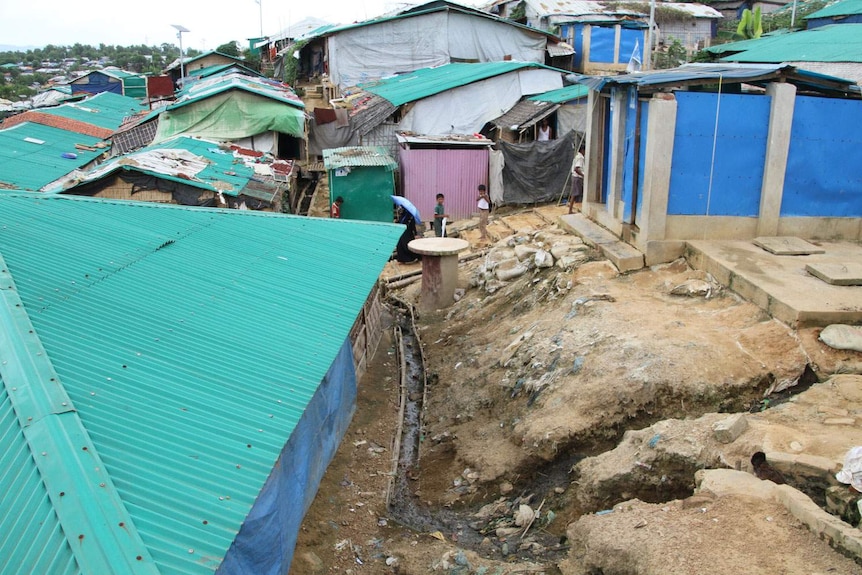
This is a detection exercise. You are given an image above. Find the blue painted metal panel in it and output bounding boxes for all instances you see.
[621,87,638,222]
[782,96,862,217]
[668,91,769,216]
[590,26,616,63]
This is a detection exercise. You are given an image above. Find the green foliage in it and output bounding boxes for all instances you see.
[734,7,763,40]
[762,0,830,32]
[216,41,241,57]
[652,37,688,69]
[510,1,527,21]
[282,40,308,86]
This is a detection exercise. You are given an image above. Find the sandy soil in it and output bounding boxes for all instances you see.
[291,204,862,574]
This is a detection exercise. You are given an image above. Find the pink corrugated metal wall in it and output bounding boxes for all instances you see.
[398,148,489,227]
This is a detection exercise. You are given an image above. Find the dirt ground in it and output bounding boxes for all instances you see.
[291,204,862,574]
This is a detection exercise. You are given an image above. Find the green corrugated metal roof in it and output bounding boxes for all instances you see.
[0,382,80,575]
[715,23,862,62]
[0,192,402,575]
[0,122,105,191]
[323,146,398,169]
[171,73,305,110]
[807,0,862,18]
[67,136,261,197]
[529,83,590,103]
[359,61,552,106]
[188,63,263,79]
[39,92,149,131]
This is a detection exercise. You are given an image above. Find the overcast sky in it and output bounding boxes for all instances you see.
[1,0,419,51]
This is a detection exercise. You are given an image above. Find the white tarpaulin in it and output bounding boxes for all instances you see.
[328,11,547,89]
[397,68,563,135]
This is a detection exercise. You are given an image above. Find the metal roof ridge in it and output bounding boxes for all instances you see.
[0,254,158,575]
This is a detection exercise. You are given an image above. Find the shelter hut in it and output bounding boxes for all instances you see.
[69,68,147,98]
[323,146,398,223]
[579,63,862,266]
[164,50,247,88]
[0,191,402,575]
[396,133,494,223]
[278,0,570,94]
[56,135,287,211]
[806,0,862,28]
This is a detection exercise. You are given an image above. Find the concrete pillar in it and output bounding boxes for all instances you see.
[407,238,469,311]
[757,82,797,237]
[637,94,677,244]
[584,89,603,205]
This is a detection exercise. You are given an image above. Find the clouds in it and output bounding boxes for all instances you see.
[2,0,395,50]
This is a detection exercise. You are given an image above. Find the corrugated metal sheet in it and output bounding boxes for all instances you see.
[807,0,862,18]
[360,61,550,106]
[0,384,80,575]
[718,23,862,63]
[323,146,398,169]
[66,136,266,197]
[399,147,489,221]
[579,62,860,92]
[0,122,104,191]
[529,83,590,103]
[39,92,149,131]
[0,193,403,575]
[490,99,558,129]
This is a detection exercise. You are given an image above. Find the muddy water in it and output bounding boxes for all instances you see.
[386,301,568,566]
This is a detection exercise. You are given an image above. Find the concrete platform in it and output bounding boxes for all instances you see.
[559,213,645,273]
[686,239,862,328]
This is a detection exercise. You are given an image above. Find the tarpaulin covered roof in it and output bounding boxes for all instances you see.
[320,0,561,41]
[154,73,307,143]
[359,61,557,106]
[0,122,105,191]
[0,192,402,575]
[60,135,270,197]
[578,62,861,95]
[712,23,862,63]
[172,72,304,110]
[806,0,862,18]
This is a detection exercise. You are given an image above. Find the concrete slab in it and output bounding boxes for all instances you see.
[753,236,826,255]
[686,240,862,327]
[806,262,862,286]
[559,213,644,272]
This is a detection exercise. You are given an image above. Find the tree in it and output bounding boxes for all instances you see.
[216,41,240,57]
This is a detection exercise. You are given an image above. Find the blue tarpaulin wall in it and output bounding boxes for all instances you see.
[667,91,770,216]
[590,26,616,64]
[619,88,648,223]
[218,338,357,575]
[782,96,862,218]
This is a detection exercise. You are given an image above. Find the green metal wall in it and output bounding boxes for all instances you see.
[329,166,395,223]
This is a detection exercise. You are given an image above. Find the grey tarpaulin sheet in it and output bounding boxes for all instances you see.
[498,130,575,205]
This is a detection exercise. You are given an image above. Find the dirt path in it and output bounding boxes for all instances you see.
[291,205,862,574]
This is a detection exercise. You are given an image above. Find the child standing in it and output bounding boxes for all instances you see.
[433,193,449,237]
[477,184,490,241]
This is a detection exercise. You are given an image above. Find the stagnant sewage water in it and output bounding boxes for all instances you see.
[385,299,570,566]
